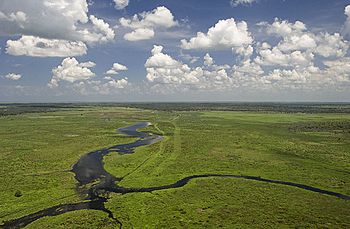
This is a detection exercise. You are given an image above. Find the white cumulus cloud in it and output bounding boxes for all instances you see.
[204,53,214,66]
[0,10,27,28]
[114,0,129,10]
[81,15,115,44]
[120,6,178,41]
[0,0,89,40]
[181,18,253,50]
[146,18,350,93]
[49,57,96,88]
[0,0,115,57]
[6,35,87,57]
[230,0,258,7]
[145,45,231,88]
[259,18,349,59]
[323,58,350,83]
[3,73,22,81]
[105,63,128,75]
[123,28,154,41]
[265,19,307,37]
[72,77,129,95]
[255,45,314,67]
[106,77,129,89]
[315,33,349,58]
[342,5,350,37]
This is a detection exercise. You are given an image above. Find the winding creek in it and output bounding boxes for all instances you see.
[2,122,350,228]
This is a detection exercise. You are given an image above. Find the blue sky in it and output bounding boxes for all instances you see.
[0,0,349,102]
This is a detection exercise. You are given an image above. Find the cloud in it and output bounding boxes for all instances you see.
[72,77,129,95]
[49,57,96,88]
[181,18,253,50]
[81,15,115,43]
[145,45,200,84]
[234,44,254,60]
[323,58,350,83]
[6,35,87,57]
[105,63,128,75]
[145,45,230,88]
[236,19,348,89]
[79,61,96,68]
[120,6,177,29]
[265,19,307,37]
[3,73,22,81]
[230,0,258,7]
[123,28,155,41]
[146,19,350,93]
[255,26,347,90]
[0,0,115,57]
[53,60,130,95]
[259,19,349,58]
[255,45,314,67]
[204,53,214,66]
[179,51,200,64]
[81,15,115,44]
[114,0,129,10]
[277,33,317,52]
[0,0,89,40]
[120,6,178,41]
[106,77,129,89]
[145,45,183,69]
[342,5,350,37]
[264,69,307,85]
[315,33,349,58]
[263,19,317,53]
[0,10,27,27]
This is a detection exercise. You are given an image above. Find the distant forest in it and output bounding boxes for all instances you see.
[1,102,350,116]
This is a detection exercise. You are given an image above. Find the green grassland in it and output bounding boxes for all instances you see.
[0,106,349,228]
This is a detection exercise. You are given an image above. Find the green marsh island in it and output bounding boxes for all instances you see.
[0,103,349,228]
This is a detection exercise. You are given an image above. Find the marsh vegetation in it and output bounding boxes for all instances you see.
[0,104,349,228]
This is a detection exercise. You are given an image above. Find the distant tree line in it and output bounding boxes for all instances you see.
[110,102,350,113]
[1,102,349,116]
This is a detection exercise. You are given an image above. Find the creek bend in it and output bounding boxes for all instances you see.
[2,122,349,228]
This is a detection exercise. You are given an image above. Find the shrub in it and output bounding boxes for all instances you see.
[14,190,22,197]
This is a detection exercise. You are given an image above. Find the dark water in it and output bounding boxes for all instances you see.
[71,122,162,199]
[2,122,349,228]
[2,122,162,228]
[110,174,350,200]
[1,199,121,229]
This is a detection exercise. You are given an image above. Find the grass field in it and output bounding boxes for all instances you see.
[0,105,349,228]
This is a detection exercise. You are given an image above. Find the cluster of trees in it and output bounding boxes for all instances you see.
[112,103,350,113]
[1,103,349,116]
[289,121,350,133]
[0,103,82,116]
